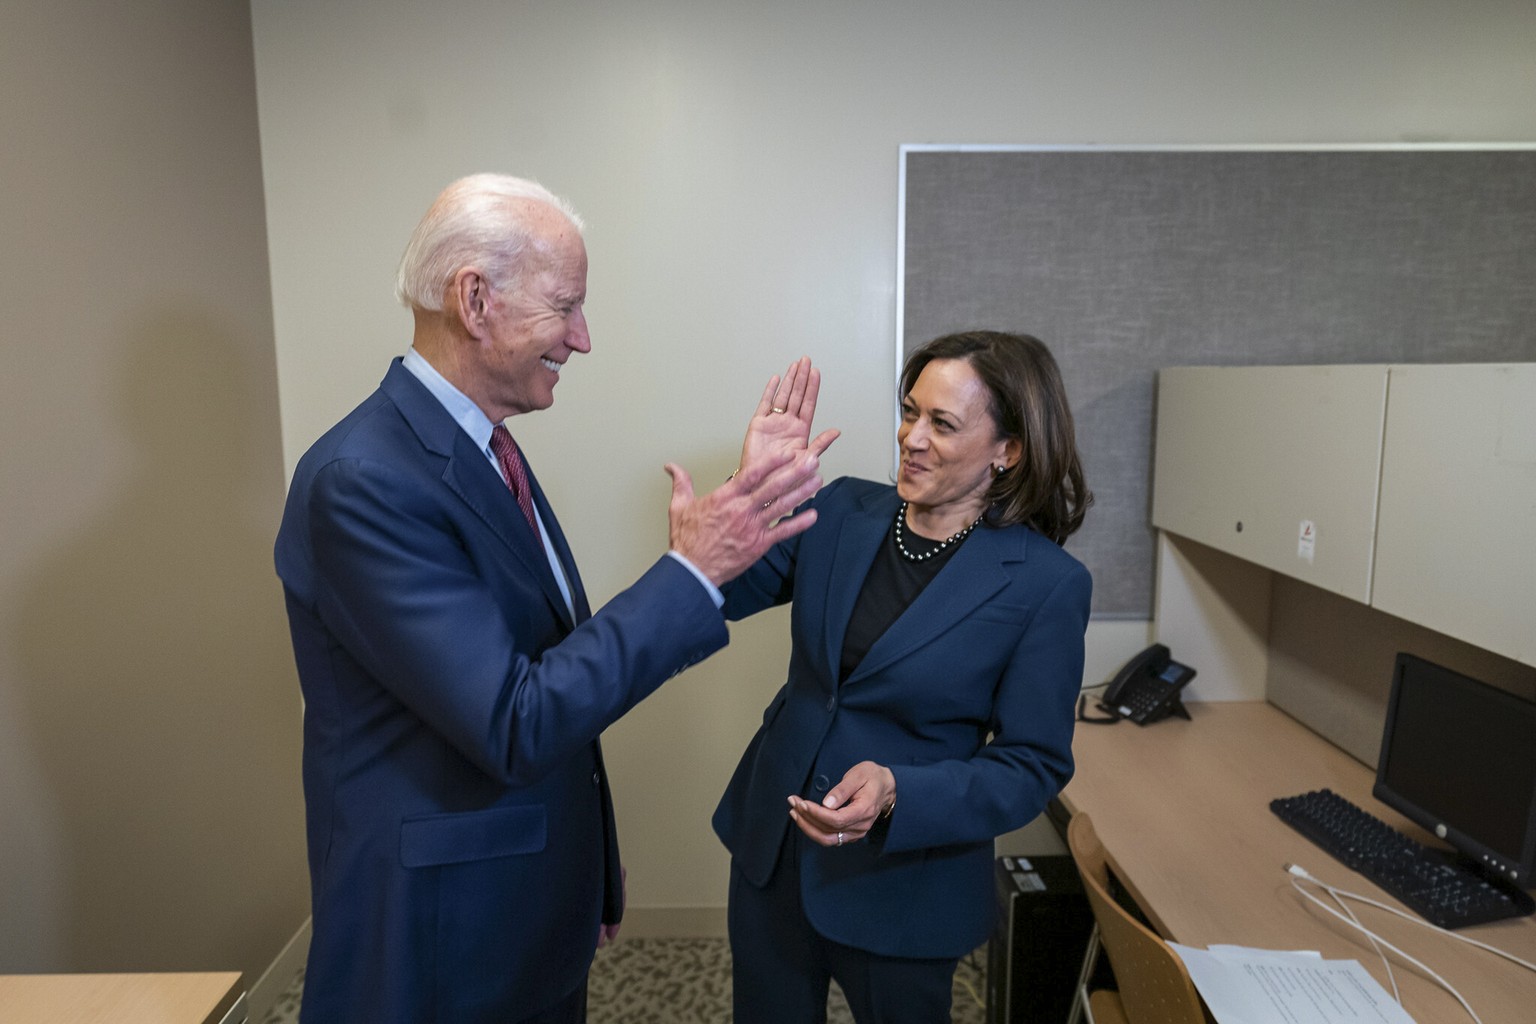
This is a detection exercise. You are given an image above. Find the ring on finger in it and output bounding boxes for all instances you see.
[836,831,845,847]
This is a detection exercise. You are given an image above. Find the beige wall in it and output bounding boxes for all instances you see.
[0,0,307,988]
[249,0,1536,923]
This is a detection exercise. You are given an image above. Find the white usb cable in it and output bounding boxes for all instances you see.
[1284,862,1536,1024]
[1318,870,1401,1002]
[1285,863,1478,1021]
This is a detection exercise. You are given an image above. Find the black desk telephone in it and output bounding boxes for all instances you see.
[1083,644,1197,725]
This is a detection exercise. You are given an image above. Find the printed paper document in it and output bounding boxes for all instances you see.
[1170,943,1418,1024]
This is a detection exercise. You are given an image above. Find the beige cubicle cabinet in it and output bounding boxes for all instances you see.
[1152,364,1389,605]
[1153,362,1536,670]
[1371,364,1536,668]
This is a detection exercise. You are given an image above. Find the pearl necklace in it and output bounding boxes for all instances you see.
[894,502,982,562]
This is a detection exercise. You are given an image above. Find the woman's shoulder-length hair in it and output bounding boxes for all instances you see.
[900,330,1093,545]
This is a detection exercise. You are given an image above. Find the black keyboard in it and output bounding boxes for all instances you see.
[1270,788,1536,929]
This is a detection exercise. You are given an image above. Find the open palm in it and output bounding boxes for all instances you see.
[739,356,840,471]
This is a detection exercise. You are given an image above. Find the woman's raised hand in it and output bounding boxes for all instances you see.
[737,357,840,475]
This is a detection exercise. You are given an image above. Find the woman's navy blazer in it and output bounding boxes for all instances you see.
[714,477,1091,958]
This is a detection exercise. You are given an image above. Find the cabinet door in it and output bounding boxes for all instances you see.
[1152,366,1389,602]
[1372,364,1536,667]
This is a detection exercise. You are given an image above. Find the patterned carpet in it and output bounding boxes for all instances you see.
[588,938,989,1023]
[259,937,989,1023]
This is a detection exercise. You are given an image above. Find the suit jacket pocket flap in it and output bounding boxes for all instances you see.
[967,603,1031,625]
[400,804,546,868]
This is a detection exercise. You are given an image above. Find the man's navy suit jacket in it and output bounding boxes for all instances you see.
[713,477,1091,959]
[276,359,727,1022]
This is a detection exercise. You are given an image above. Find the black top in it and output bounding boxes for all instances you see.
[839,510,971,681]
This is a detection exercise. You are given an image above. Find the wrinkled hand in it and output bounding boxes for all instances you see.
[739,357,840,470]
[666,448,823,587]
[787,761,896,847]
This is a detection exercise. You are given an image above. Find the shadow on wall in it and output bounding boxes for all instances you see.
[14,310,307,973]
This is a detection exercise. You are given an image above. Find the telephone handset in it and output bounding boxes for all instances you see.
[1088,643,1197,725]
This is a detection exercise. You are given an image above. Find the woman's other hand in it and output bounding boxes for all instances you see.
[787,761,896,847]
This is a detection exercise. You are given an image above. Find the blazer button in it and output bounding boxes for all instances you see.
[813,774,830,792]
[592,772,601,786]
[826,697,836,712]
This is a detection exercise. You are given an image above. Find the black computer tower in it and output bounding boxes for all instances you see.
[986,854,1096,1024]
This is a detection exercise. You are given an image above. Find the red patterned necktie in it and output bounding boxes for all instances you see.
[490,425,540,536]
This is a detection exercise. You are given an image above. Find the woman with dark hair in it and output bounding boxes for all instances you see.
[716,332,1093,1024]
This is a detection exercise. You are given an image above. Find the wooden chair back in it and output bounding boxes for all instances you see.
[1067,813,1208,1024]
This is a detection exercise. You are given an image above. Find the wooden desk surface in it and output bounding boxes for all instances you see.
[0,972,243,1024]
[1060,701,1536,1024]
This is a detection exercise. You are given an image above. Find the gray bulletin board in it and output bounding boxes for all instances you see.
[899,145,1536,619]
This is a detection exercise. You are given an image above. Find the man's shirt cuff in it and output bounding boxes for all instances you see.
[665,550,724,609]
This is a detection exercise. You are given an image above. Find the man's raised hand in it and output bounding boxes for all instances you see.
[666,447,823,587]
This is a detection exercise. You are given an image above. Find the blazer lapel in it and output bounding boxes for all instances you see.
[442,438,576,629]
[818,489,900,681]
[524,462,590,625]
[844,521,1026,684]
[381,361,576,630]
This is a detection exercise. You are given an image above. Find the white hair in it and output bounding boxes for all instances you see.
[394,173,585,312]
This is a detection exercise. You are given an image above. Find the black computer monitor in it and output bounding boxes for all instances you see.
[1373,653,1536,888]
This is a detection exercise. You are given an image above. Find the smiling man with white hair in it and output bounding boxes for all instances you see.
[276,173,830,1023]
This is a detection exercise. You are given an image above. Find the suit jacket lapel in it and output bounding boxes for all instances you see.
[819,489,900,681]
[524,462,590,625]
[380,361,576,631]
[843,517,1025,685]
